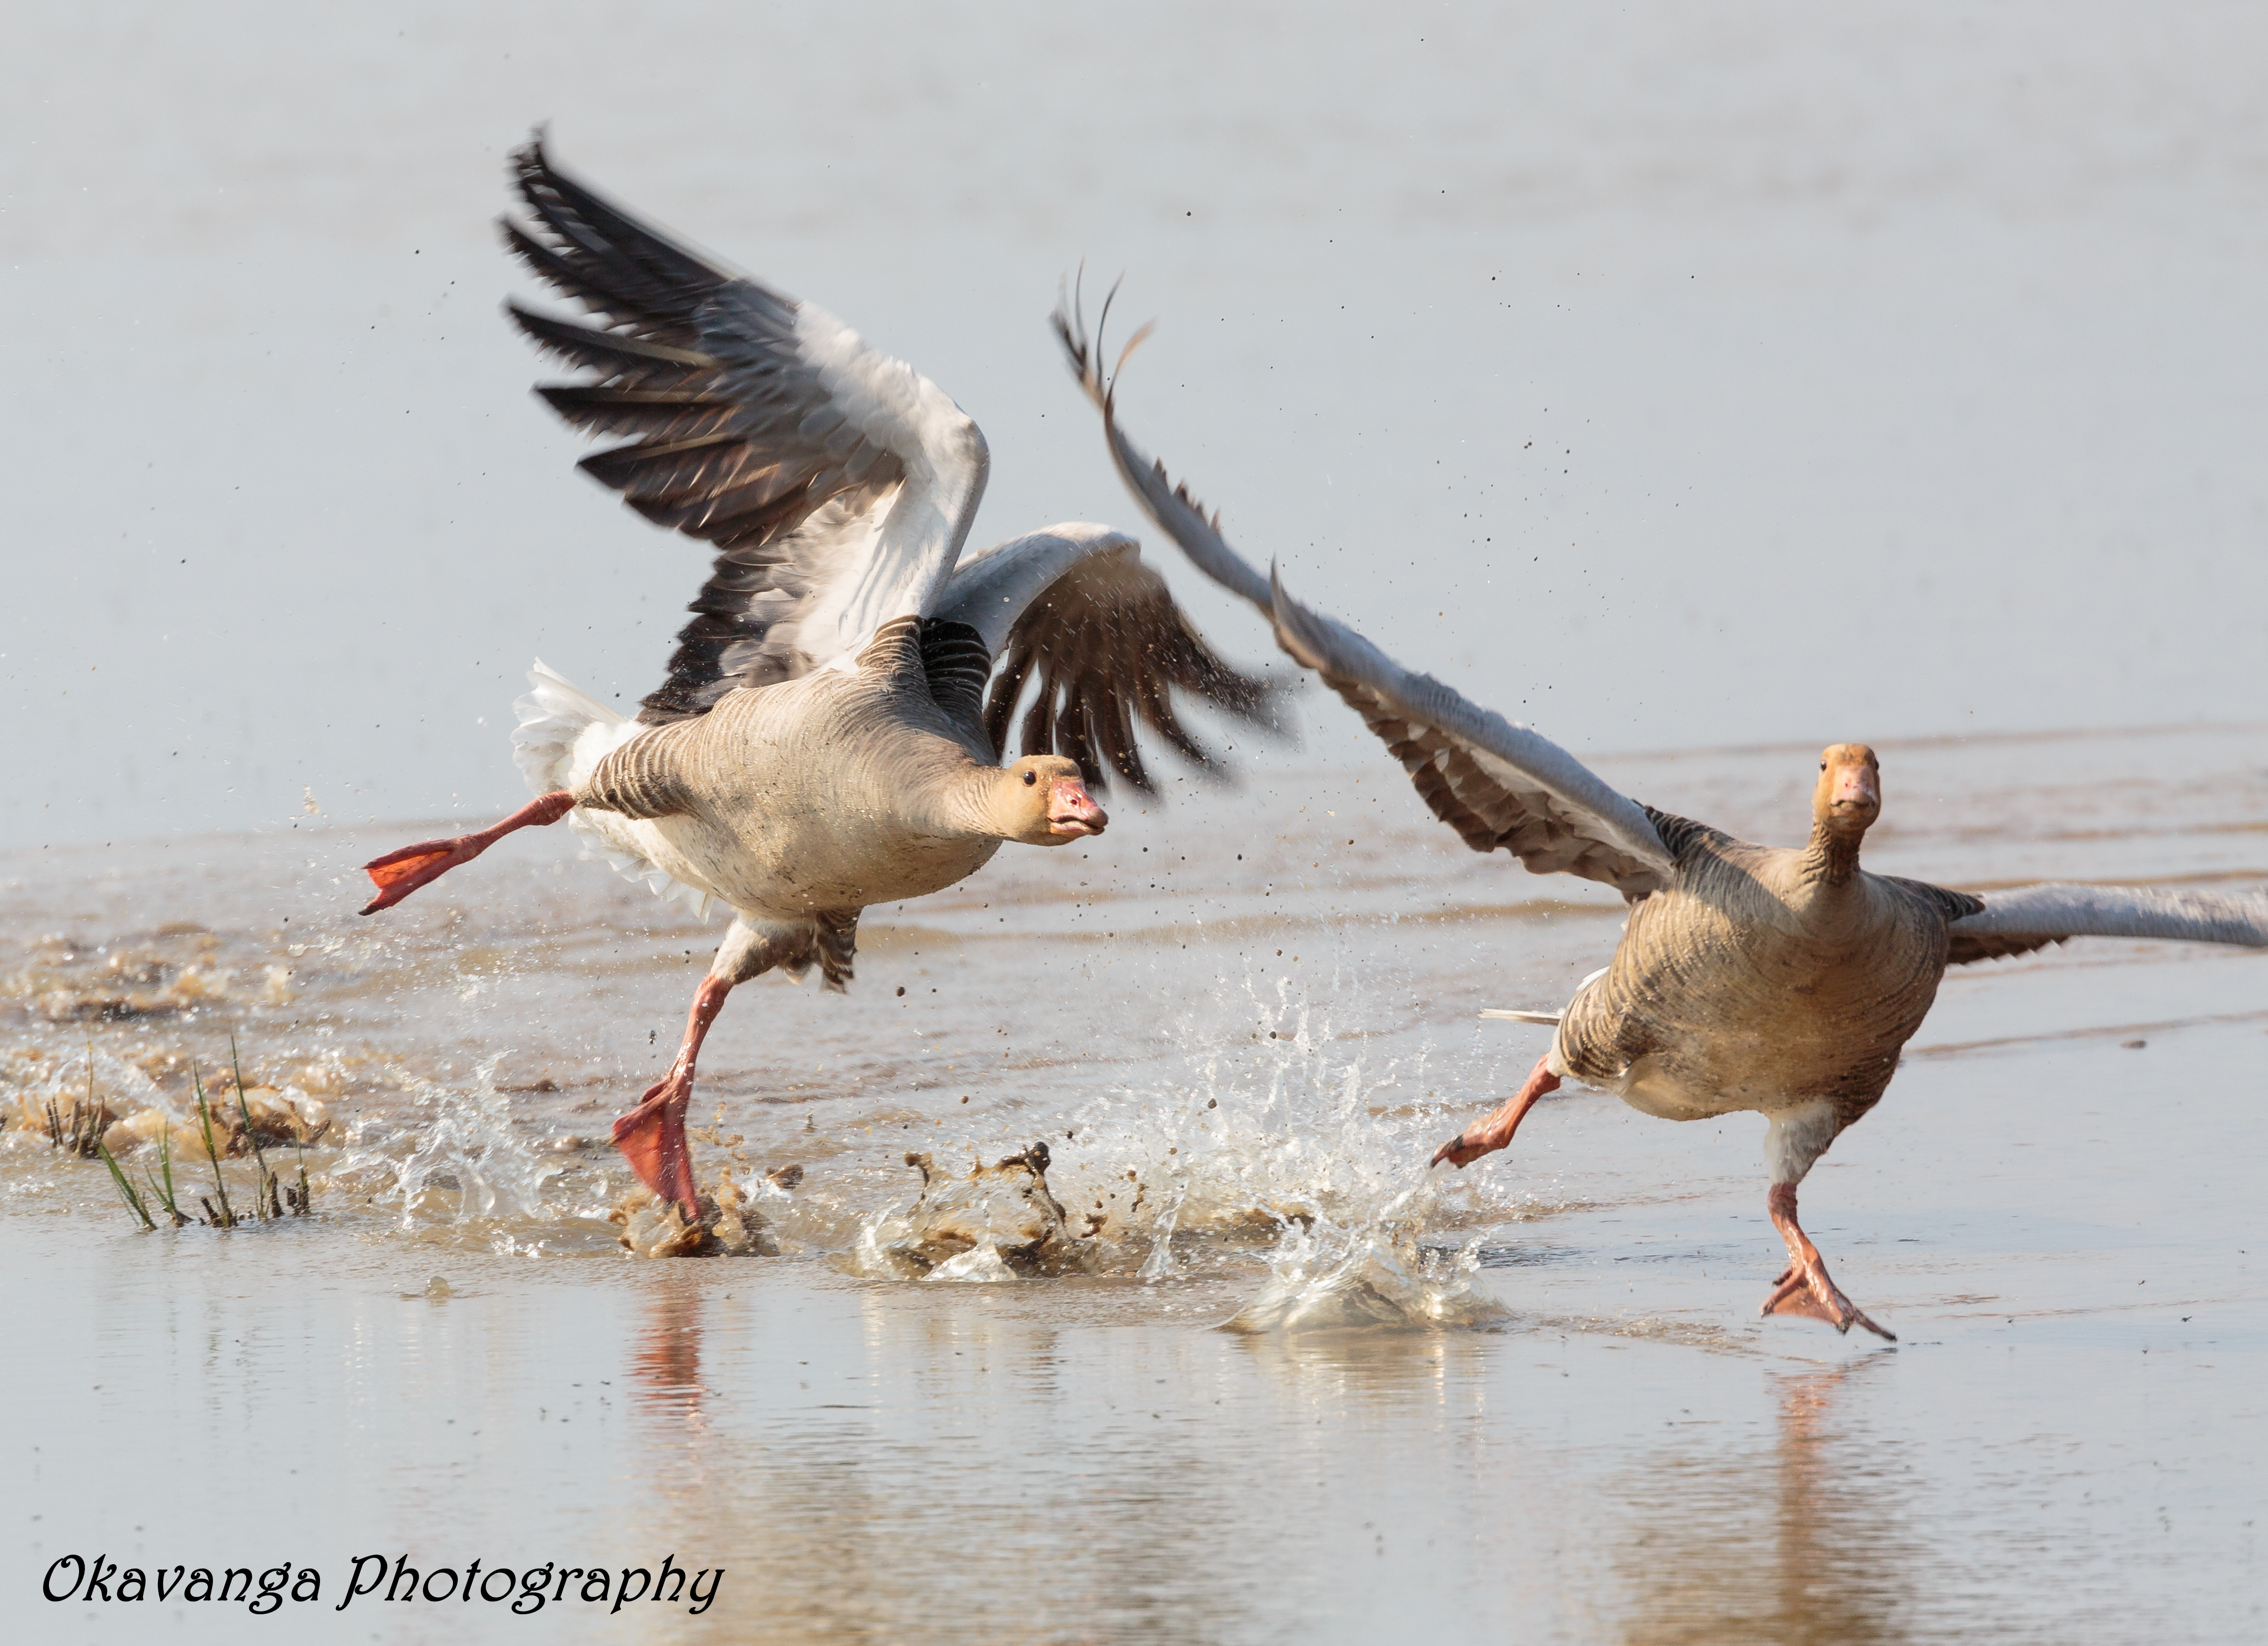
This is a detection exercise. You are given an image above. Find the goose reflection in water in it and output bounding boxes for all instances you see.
[630,1287,712,1475]
[1618,1359,1919,1646]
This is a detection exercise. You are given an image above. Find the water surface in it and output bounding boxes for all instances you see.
[6,727,2264,1642]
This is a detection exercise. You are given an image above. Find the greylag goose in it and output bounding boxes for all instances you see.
[1057,305,2268,1340]
[358,143,1271,1217]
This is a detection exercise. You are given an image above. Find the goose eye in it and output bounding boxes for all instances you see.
[1022,771,1037,787]
[1819,761,1827,771]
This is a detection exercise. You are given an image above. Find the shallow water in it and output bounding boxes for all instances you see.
[6,726,2265,1641]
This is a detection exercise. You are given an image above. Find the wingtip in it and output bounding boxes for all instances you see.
[507,126,553,194]
[1049,270,1114,415]
[500,294,550,338]
[1114,319,1157,380]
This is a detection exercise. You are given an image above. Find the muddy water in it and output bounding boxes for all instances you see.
[5,725,2264,1642]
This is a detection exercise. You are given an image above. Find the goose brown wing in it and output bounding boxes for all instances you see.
[1266,576,1676,895]
[1054,301,1673,891]
[505,137,985,722]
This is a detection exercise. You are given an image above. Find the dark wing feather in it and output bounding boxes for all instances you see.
[535,385,746,443]
[1880,875,1988,928]
[509,303,717,383]
[1277,624,1670,892]
[505,137,980,722]
[918,619,994,730]
[1945,930,2074,965]
[978,545,1276,794]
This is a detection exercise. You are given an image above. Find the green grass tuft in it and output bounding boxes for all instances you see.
[98,1135,155,1230]
[192,1062,237,1228]
[230,1034,275,1223]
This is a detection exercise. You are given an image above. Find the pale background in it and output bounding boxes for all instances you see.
[5,1,2264,844]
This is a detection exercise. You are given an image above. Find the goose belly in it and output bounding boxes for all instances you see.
[1559,910,1945,1120]
[1606,1047,1866,1123]
[655,807,999,920]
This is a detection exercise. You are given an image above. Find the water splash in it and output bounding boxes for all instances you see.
[846,1196,910,1279]
[330,1055,594,1247]
[391,1056,556,1224]
[1137,1186,1186,1282]
[847,1143,1087,1280]
[34,1047,168,1115]
[1223,1189,1508,1332]
[1045,973,1457,1265]
[1036,967,1520,1324]
[926,1236,1019,1283]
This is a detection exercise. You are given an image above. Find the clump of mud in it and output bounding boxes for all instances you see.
[612,1168,799,1259]
[102,1079,330,1163]
[18,1092,119,1157]
[861,1142,1096,1280]
[4,1051,329,1163]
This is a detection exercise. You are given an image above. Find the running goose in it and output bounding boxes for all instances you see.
[358,143,1271,1218]
[1057,306,2268,1339]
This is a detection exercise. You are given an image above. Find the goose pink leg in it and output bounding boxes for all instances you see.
[1761,1182,1894,1341]
[612,974,733,1221]
[358,791,576,914]
[1431,1053,1561,1168]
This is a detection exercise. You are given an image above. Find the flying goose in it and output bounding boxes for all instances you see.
[1058,305,2267,1338]
[358,143,1271,1218]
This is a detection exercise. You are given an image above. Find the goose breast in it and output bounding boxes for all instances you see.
[1558,854,1953,1122]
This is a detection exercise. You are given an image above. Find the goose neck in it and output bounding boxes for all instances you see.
[927,760,1026,842]
[1798,822,1866,888]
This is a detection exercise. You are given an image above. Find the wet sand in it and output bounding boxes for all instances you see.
[6,726,2264,1641]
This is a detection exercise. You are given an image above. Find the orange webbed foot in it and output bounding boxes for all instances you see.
[359,836,486,914]
[1430,1129,1496,1169]
[1761,1262,1895,1341]
[612,1076,701,1221]
[357,793,575,915]
[1428,1055,1558,1171]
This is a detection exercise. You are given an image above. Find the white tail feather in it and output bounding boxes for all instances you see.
[511,661,716,921]
[513,659,623,794]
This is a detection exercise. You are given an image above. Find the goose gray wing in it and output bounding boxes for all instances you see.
[1945,883,2268,965]
[505,137,987,722]
[930,527,1276,793]
[1055,305,1673,894]
[1265,569,1676,894]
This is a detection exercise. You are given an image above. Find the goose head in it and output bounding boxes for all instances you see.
[1000,755,1108,845]
[1812,743,1881,838]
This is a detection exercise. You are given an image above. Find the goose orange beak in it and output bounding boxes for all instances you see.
[1048,779,1108,838]
[1828,765,1880,820]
